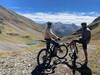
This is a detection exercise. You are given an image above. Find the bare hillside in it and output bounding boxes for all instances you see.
[0,6,43,52]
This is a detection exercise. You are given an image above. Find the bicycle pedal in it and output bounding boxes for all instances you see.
[53,59,61,65]
[52,70,55,73]
[53,61,57,65]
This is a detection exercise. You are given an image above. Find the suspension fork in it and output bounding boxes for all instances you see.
[72,51,77,75]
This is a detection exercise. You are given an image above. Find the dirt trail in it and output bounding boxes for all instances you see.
[0,41,28,51]
[0,43,99,75]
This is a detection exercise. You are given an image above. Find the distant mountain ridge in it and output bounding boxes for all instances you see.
[53,22,80,37]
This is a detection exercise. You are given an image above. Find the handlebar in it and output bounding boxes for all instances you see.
[65,40,76,47]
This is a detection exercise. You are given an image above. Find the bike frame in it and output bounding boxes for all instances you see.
[65,41,78,75]
[48,43,57,56]
[65,41,78,53]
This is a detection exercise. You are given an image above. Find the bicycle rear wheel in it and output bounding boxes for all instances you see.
[57,45,68,59]
[37,48,51,67]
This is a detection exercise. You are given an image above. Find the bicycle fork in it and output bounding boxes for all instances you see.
[72,52,77,75]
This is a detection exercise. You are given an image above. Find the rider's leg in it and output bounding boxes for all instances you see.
[83,43,88,64]
[46,39,51,52]
[50,40,59,56]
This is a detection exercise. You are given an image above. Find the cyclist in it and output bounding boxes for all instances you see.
[74,22,91,64]
[44,22,60,56]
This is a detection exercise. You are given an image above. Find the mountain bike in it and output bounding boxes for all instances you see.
[37,40,68,68]
[66,40,78,75]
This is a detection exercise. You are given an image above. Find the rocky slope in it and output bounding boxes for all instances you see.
[0,5,43,51]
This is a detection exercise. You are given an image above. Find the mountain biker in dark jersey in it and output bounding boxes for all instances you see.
[44,22,60,56]
[74,22,91,64]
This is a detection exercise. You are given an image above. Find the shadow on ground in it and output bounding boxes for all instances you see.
[31,62,56,75]
[62,59,92,75]
[77,64,92,75]
[31,58,92,75]
[31,63,48,75]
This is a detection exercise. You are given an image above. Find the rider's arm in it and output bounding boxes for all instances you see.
[50,29,59,40]
[76,30,82,40]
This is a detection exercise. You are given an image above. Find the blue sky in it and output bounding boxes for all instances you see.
[0,0,99,25]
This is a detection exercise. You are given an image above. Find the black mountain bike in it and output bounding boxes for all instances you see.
[66,40,78,75]
[37,40,68,68]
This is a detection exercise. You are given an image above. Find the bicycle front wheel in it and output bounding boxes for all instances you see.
[37,48,51,67]
[57,45,68,59]
[72,52,77,75]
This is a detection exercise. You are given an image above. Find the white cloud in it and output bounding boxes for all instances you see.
[19,12,99,25]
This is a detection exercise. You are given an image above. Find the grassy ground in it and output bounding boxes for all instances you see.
[89,40,100,75]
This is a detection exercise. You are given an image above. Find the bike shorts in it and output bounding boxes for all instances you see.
[74,38,87,50]
[45,39,59,50]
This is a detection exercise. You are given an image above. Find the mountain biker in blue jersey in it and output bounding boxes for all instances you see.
[44,22,60,56]
[74,22,91,64]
